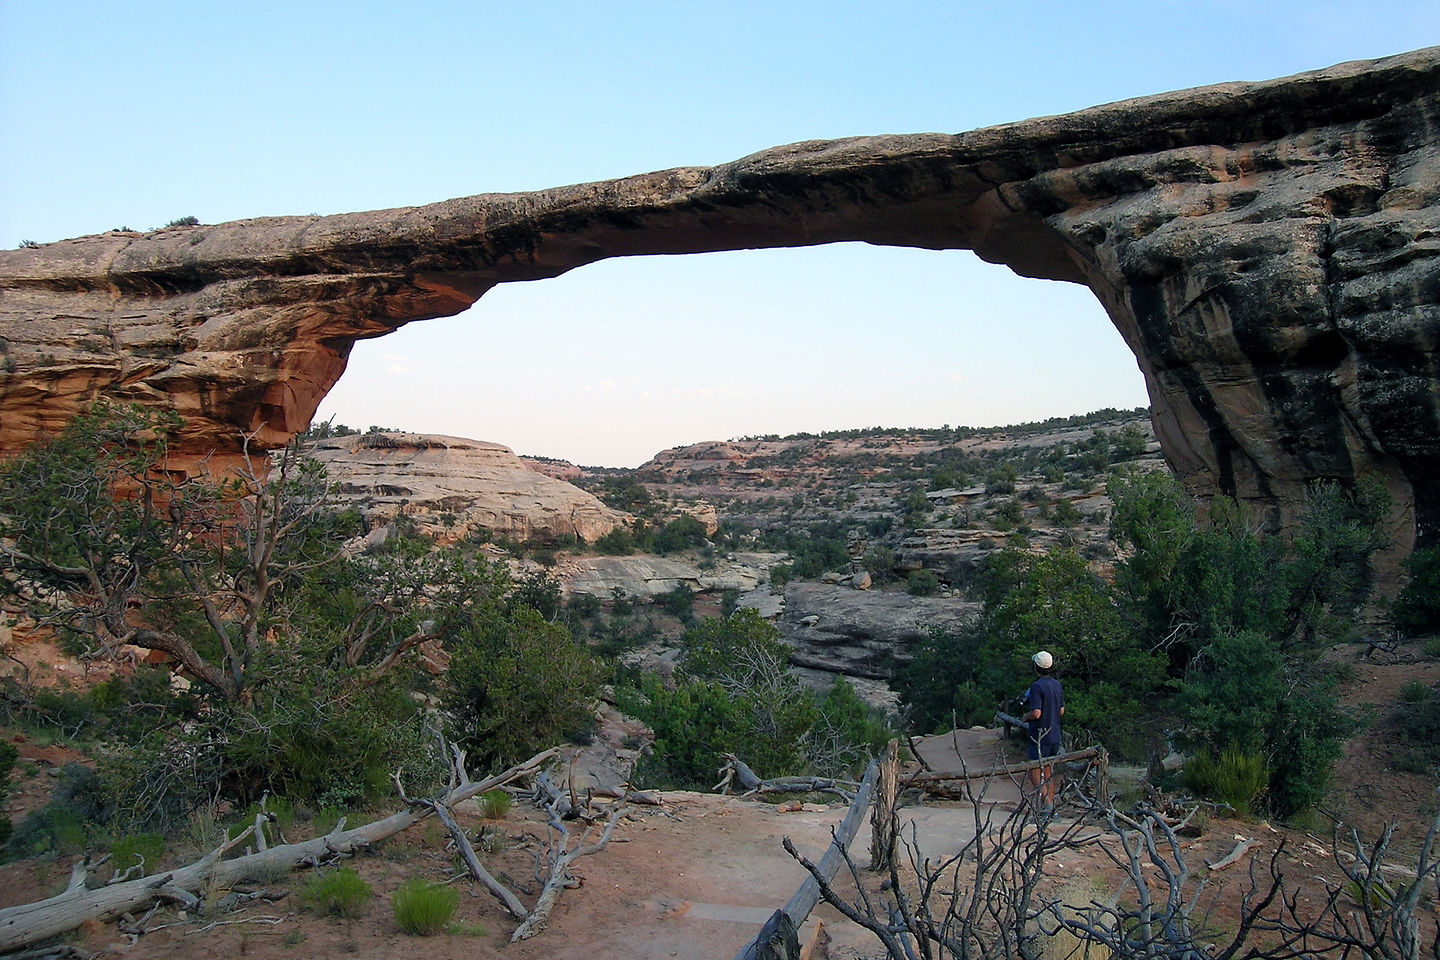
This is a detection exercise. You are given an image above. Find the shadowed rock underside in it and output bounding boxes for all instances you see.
[1,47,1437,571]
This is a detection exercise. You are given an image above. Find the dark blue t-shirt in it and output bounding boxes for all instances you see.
[1025,675,1064,747]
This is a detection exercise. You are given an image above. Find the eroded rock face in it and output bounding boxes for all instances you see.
[778,581,981,682]
[308,432,625,544]
[1,48,1438,567]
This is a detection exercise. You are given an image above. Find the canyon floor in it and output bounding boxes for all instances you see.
[3,642,1436,960]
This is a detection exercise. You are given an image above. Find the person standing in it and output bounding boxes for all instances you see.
[1022,650,1064,808]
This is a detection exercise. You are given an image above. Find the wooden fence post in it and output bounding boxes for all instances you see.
[869,738,899,871]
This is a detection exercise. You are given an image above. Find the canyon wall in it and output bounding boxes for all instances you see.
[1,48,1437,563]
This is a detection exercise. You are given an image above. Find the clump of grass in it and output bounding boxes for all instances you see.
[303,867,373,918]
[477,789,513,820]
[392,878,459,935]
[1182,748,1268,818]
[1398,680,1435,704]
[1423,636,1440,659]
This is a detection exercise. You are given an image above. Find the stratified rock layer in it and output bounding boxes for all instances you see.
[308,433,625,544]
[1,48,1438,565]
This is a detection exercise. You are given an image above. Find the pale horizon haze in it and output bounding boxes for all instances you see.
[3,3,1437,466]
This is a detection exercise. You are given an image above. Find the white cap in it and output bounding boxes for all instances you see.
[1032,650,1053,669]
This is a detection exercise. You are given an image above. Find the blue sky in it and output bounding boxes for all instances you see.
[3,3,1437,465]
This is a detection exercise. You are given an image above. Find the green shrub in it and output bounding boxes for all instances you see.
[392,878,459,935]
[0,740,16,847]
[477,789,512,820]
[1389,685,1440,774]
[1394,546,1440,635]
[303,867,373,918]
[1183,748,1269,818]
[567,592,602,619]
[442,607,602,772]
[8,763,110,857]
[1424,636,1440,659]
[655,585,696,620]
[109,832,165,874]
[10,805,89,857]
[907,570,941,597]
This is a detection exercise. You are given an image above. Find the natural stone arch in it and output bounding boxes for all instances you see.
[0,47,1437,573]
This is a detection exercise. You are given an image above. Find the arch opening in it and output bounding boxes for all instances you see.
[317,244,1150,467]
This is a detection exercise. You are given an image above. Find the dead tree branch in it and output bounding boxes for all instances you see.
[510,800,628,942]
[0,746,558,952]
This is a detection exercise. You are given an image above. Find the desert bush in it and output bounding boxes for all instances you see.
[1394,546,1440,635]
[442,606,602,772]
[984,464,1017,495]
[304,867,372,918]
[623,612,893,786]
[1388,682,1440,774]
[864,546,897,584]
[651,514,710,554]
[655,584,696,620]
[567,591,602,619]
[0,741,16,847]
[1182,748,1268,817]
[907,569,941,596]
[593,526,637,555]
[806,679,896,777]
[1399,680,1435,704]
[392,877,459,935]
[895,625,990,733]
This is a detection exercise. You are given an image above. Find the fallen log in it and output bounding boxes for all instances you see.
[1206,838,1258,871]
[715,754,859,803]
[0,746,558,953]
[735,758,880,960]
[902,745,1107,799]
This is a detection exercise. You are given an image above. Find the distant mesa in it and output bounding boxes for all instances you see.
[308,432,626,545]
[1,47,1438,574]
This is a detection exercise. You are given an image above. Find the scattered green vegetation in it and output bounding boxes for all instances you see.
[392,878,460,935]
[109,832,165,874]
[617,609,895,788]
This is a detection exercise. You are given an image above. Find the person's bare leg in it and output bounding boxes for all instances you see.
[1028,766,1043,796]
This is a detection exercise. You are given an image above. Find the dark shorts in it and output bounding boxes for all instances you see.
[1027,740,1061,761]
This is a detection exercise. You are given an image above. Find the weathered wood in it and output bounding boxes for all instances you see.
[752,908,801,960]
[782,758,878,926]
[869,739,899,871]
[1206,838,1258,871]
[902,746,1102,788]
[427,799,526,919]
[510,801,627,942]
[0,746,558,953]
[736,758,880,960]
